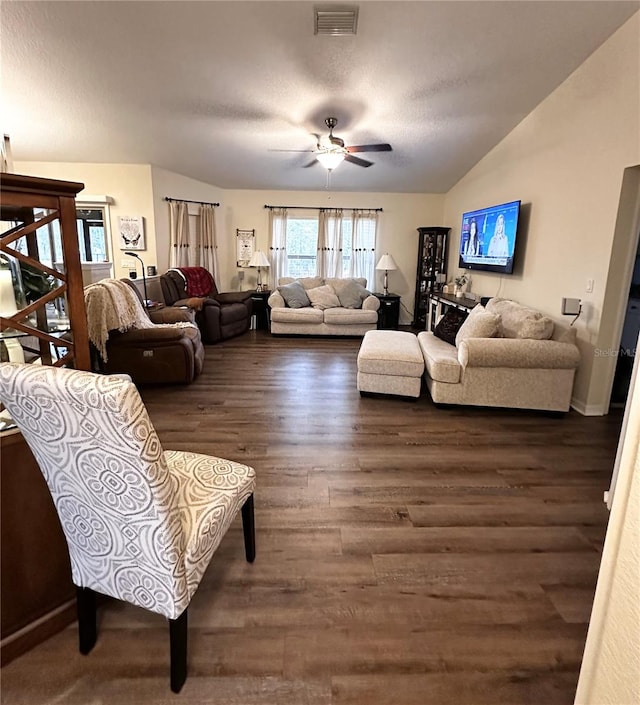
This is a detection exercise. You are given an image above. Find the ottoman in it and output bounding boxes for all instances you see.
[357,330,425,398]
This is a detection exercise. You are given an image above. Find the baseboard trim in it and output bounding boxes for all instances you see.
[1,598,76,667]
[571,398,608,416]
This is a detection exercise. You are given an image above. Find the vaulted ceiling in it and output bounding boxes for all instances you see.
[2,1,637,193]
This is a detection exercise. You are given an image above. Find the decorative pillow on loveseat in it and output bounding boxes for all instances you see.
[485,298,554,340]
[455,304,501,347]
[433,307,468,346]
[307,285,341,310]
[278,280,310,308]
[326,278,371,309]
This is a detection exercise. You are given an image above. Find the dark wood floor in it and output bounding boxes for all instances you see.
[0,331,622,705]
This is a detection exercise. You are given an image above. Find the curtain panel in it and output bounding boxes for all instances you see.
[317,208,344,279]
[349,210,378,288]
[197,204,218,276]
[168,201,190,268]
[269,207,288,289]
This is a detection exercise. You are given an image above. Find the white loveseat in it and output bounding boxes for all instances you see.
[268,277,380,336]
[418,298,581,412]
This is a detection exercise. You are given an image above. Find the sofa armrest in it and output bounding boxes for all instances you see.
[458,337,580,370]
[149,307,196,324]
[214,291,253,305]
[362,295,381,312]
[268,291,286,308]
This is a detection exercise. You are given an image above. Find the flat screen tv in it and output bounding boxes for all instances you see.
[458,199,521,274]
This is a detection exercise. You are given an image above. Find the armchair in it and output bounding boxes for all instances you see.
[84,279,204,385]
[160,268,253,343]
[0,363,256,693]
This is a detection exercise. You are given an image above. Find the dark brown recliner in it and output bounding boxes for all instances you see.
[87,279,205,386]
[160,269,253,344]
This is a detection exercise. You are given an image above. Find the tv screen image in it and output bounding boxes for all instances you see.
[458,199,521,274]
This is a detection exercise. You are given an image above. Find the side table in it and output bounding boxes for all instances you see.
[250,290,271,331]
[374,293,401,330]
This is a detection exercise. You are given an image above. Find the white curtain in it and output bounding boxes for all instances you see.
[197,204,218,275]
[349,210,378,287]
[169,201,190,267]
[269,207,288,288]
[317,208,343,278]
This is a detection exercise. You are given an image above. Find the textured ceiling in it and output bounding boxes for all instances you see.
[2,1,637,193]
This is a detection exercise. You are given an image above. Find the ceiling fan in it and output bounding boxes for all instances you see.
[276,117,392,169]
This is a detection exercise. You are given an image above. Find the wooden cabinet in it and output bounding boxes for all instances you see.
[1,173,89,664]
[412,226,449,329]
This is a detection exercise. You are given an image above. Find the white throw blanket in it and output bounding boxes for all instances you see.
[84,279,193,361]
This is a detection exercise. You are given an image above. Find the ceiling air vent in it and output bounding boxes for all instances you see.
[314,7,358,36]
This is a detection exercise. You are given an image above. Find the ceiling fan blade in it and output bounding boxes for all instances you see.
[269,149,315,152]
[346,144,392,153]
[303,159,318,168]
[345,154,373,168]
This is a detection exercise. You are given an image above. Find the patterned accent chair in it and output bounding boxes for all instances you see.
[0,363,256,693]
[160,269,253,344]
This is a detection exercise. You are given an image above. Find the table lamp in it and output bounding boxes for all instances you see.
[375,253,398,296]
[248,251,270,292]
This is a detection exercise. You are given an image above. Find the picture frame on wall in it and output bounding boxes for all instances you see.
[236,229,255,267]
[118,215,145,250]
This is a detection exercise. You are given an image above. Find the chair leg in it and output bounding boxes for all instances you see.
[241,493,256,563]
[76,586,97,655]
[169,609,188,694]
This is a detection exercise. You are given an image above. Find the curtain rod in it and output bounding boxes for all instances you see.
[164,196,220,207]
[264,204,383,212]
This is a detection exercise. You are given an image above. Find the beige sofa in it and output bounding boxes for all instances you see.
[268,277,380,336]
[418,298,581,412]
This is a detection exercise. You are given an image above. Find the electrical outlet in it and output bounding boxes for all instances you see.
[238,271,244,281]
[586,278,594,293]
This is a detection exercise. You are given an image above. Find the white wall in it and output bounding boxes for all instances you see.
[442,14,640,412]
[218,189,444,324]
[14,162,156,281]
[574,351,640,704]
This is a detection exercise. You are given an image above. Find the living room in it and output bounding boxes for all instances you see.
[2,1,640,703]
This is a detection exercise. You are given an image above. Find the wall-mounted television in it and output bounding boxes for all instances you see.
[458,199,521,274]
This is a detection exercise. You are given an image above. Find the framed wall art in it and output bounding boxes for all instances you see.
[118,215,145,250]
[236,229,255,267]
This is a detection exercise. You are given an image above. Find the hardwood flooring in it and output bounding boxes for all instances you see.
[0,331,622,704]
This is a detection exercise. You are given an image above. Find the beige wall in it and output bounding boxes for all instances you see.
[150,166,224,275]
[443,14,640,413]
[219,189,444,324]
[14,162,156,282]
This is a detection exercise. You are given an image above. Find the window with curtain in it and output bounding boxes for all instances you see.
[270,209,378,285]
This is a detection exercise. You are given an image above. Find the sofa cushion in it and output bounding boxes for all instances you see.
[324,307,378,325]
[307,285,341,310]
[417,331,462,384]
[326,278,370,308]
[278,280,311,308]
[433,307,468,346]
[455,304,501,347]
[270,306,324,324]
[279,276,324,291]
[485,298,554,340]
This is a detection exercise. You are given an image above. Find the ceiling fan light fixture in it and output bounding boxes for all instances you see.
[316,151,346,170]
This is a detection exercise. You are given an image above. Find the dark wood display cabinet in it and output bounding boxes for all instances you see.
[1,173,90,665]
[412,226,450,329]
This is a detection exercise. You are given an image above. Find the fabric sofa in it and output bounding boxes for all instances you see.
[418,298,581,412]
[268,277,380,336]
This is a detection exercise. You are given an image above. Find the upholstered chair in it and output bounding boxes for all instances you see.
[84,278,205,385]
[0,363,256,693]
[160,268,253,343]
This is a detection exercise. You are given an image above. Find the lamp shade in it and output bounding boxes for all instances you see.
[376,253,397,271]
[248,250,270,267]
[316,151,345,170]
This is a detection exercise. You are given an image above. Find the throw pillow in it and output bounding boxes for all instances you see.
[433,307,468,346]
[485,298,554,340]
[307,285,341,310]
[278,280,310,308]
[331,279,371,309]
[455,304,501,347]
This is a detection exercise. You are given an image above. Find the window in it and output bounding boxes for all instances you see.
[286,216,319,278]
